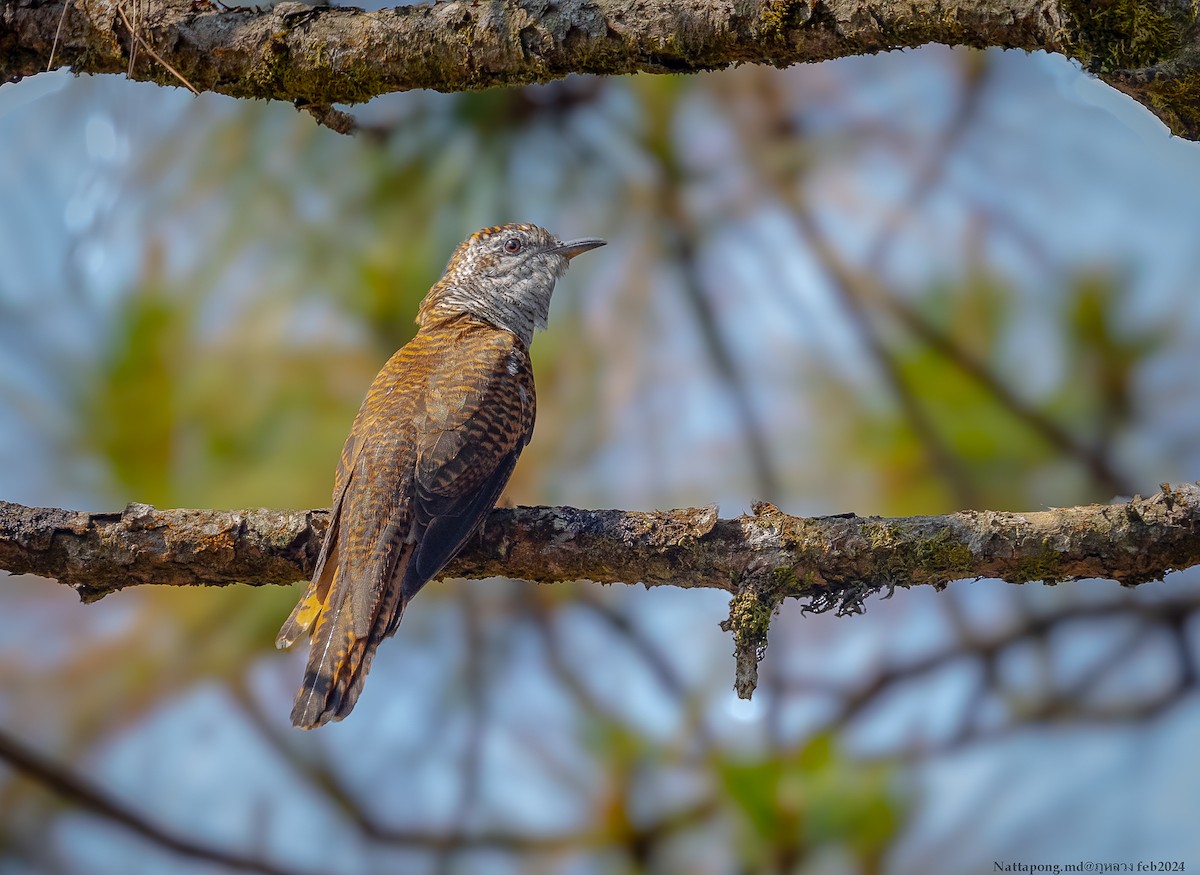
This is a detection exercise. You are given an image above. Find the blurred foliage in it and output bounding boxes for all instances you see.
[1060,272,1168,446]
[720,735,902,873]
[832,270,1171,513]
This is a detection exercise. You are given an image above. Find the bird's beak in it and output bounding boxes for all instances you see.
[552,238,607,260]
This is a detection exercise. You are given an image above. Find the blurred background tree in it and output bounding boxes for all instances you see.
[2,41,1200,875]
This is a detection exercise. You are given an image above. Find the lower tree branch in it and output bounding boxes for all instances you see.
[5,484,1199,696]
[2,0,1199,138]
[4,484,1199,596]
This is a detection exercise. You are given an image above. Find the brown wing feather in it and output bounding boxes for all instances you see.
[281,317,535,729]
[404,323,535,597]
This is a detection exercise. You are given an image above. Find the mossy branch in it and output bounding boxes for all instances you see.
[2,0,1199,137]
[6,487,1197,601]
[4,484,1200,696]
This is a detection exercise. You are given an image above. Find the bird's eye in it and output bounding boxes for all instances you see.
[503,237,522,254]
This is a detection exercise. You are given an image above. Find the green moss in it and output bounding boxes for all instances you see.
[771,565,799,591]
[238,30,397,104]
[721,564,815,667]
[1064,0,1193,73]
[759,0,815,42]
[863,521,903,551]
[1137,67,1200,137]
[864,523,972,581]
[769,563,821,598]
[913,528,973,577]
[244,34,293,98]
[725,586,779,659]
[1011,543,1064,585]
[306,63,390,104]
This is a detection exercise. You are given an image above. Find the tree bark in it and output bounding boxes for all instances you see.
[2,0,1199,138]
[4,483,1200,696]
[7,486,1200,600]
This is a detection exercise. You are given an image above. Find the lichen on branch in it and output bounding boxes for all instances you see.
[3,483,1199,598]
[4,485,1200,697]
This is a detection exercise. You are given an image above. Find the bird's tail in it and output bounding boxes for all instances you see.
[286,544,412,729]
[276,527,340,651]
[275,584,327,652]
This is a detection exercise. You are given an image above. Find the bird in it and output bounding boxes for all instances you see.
[276,223,605,729]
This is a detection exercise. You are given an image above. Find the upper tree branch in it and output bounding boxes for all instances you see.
[3,0,1199,138]
[3,483,1199,603]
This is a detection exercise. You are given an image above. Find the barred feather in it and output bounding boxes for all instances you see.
[278,224,600,729]
[282,313,535,729]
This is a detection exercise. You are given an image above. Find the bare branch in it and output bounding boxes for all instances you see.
[2,0,1199,138]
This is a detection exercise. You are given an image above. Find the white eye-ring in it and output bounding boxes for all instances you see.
[503,237,522,254]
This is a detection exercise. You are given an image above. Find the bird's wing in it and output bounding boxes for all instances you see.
[401,331,536,613]
[285,325,535,729]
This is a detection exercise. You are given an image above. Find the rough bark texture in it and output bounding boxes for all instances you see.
[4,486,1200,598]
[4,483,1200,696]
[3,485,1195,600]
[2,0,1199,138]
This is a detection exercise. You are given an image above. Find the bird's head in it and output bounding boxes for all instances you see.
[418,224,606,346]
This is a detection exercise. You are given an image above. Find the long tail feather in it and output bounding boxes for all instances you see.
[276,505,343,650]
[275,581,329,651]
[289,542,413,729]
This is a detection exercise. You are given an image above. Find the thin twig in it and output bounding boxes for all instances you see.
[671,223,782,500]
[865,281,1135,496]
[575,590,717,753]
[0,726,314,875]
[126,0,139,78]
[45,0,74,71]
[297,103,358,135]
[794,597,1198,731]
[862,50,990,275]
[114,2,200,95]
[791,205,981,507]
